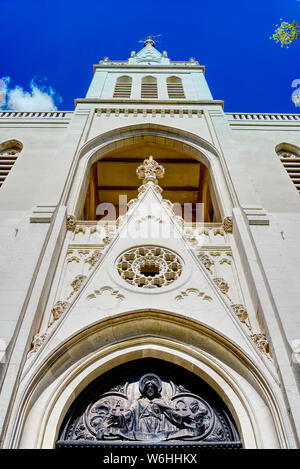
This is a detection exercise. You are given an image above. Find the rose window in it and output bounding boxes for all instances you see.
[117,246,183,288]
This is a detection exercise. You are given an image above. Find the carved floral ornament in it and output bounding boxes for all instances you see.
[48,300,70,327]
[68,274,87,299]
[195,248,271,358]
[28,331,49,355]
[250,333,270,355]
[66,215,76,231]
[136,155,165,185]
[222,216,233,234]
[28,300,70,356]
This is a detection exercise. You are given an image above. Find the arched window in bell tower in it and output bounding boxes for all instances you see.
[141,76,158,99]
[82,142,219,223]
[0,139,23,188]
[167,76,185,99]
[113,76,132,98]
[276,142,300,195]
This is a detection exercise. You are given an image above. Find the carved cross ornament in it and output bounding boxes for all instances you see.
[136,155,165,185]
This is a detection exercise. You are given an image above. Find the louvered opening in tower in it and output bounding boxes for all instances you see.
[141,76,158,99]
[0,144,21,188]
[280,154,300,194]
[167,77,185,99]
[113,76,132,98]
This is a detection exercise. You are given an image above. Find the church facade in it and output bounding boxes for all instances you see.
[0,38,300,449]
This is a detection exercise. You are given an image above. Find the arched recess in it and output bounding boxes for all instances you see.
[167,76,185,98]
[141,76,158,98]
[8,311,287,448]
[275,142,300,195]
[113,75,132,98]
[64,124,234,222]
[0,139,23,188]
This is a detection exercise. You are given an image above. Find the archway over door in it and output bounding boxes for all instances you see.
[11,311,285,448]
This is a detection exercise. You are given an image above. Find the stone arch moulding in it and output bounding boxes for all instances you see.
[0,139,23,188]
[275,142,300,156]
[63,123,235,219]
[0,139,23,153]
[6,311,288,449]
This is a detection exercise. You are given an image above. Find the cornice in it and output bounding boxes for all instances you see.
[74,98,224,107]
[93,64,205,73]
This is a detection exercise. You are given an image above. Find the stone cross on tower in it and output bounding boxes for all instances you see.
[136,155,165,185]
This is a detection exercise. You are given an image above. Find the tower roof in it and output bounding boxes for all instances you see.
[95,40,202,69]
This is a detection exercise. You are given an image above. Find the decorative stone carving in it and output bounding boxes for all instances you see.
[117,246,183,289]
[250,333,270,356]
[231,304,251,330]
[48,301,70,327]
[127,198,138,210]
[136,155,165,185]
[66,215,76,231]
[75,225,86,234]
[87,286,125,309]
[213,228,224,236]
[78,249,90,257]
[103,231,115,246]
[198,254,214,273]
[68,274,87,299]
[67,254,80,263]
[162,198,174,212]
[85,250,102,269]
[175,288,213,307]
[213,277,229,295]
[219,257,232,265]
[184,230,198,247]
[28,331,48,356]
[136,215,163,225]
[64,373,233,443]
[198,228,210,237]
[223,217,233,234]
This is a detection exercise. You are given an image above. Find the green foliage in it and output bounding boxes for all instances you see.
[270,19,300,48]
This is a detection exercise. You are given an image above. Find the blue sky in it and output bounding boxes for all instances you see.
[1,0,300,113]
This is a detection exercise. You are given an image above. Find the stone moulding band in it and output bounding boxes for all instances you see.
[96,108,204,117]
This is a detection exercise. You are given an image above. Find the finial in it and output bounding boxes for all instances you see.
[138,34,161,48]
[136,155,165,185]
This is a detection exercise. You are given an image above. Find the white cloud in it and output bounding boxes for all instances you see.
[0,77,62,111]
[7,85,57,111]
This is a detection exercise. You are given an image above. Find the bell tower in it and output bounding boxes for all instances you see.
[85,36,213,101]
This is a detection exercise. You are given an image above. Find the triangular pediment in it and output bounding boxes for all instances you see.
[24,178,270,374]
[130,45,170,64]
